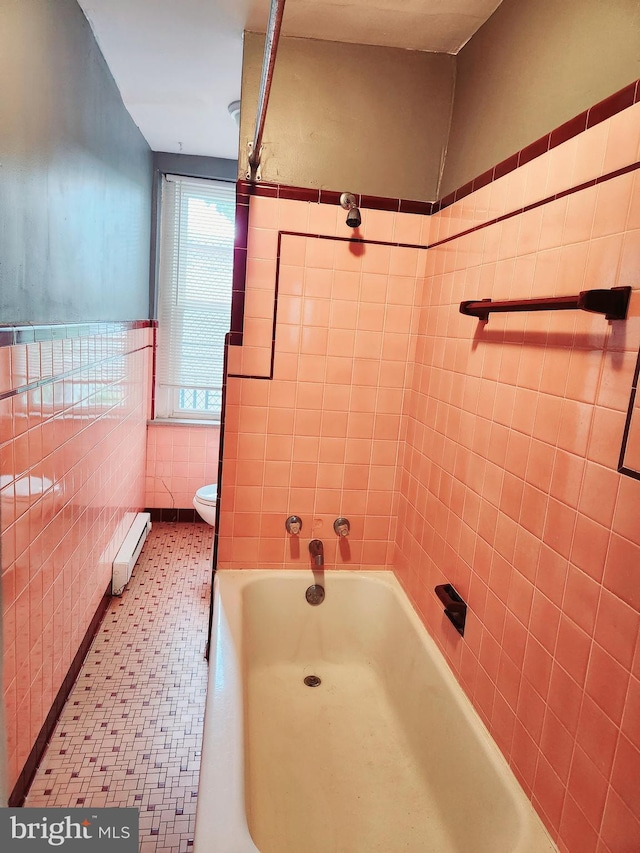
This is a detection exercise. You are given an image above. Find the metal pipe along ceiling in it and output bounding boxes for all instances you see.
[248,0,287,178]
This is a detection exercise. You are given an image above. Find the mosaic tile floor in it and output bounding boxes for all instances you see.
[26,522,214,853]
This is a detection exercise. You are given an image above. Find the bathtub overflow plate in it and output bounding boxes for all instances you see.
[305,584,325,605]
[304,675,322,687]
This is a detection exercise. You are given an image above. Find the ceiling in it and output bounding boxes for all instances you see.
[77,0,503,161]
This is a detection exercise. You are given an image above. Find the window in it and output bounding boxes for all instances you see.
[155,175,235,421]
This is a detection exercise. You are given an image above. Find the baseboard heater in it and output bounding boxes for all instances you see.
[112,512,152,596]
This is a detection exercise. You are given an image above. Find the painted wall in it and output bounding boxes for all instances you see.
[221,94,640,850]
[441,0,640,196]
[240,2,640,204]
[0,0,152,323]
[0,0,153,798]
[239,33,455,201]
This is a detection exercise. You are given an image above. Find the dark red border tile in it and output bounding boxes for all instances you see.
[587,82,636,128]
[556,177,597,200]
[251,182,278,198]
[494,153,519,180]
[472,168,495,193]
[279,185,319,202]
[439,191,457,211]
[550,111,588,149]
[518,135,550,167]
[231,248,247,337]
[454,180,474,202]
[399,199,435,215]
[234,204,249,249]
[318,189,342,206]
[146,508,199,522]
[360,194,400,212]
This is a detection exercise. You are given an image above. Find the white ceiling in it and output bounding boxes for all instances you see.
[77,0,503,161]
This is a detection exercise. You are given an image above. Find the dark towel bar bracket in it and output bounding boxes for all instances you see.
[459,286,631,322]
[434,583,467,637]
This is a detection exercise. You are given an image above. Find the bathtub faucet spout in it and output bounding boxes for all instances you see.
[309,539,324,567]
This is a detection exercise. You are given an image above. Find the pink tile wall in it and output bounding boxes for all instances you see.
[395,102,640,851]
[223,99,640,851]
[0,326,152,792]
[145,423,220,509]
[218,201,427,568]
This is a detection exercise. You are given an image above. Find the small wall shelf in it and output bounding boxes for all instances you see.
[459,286,631,323]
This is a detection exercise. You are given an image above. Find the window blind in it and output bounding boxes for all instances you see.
[155,175,235,420]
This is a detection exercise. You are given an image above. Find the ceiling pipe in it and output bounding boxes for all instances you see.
[247,0,286,180]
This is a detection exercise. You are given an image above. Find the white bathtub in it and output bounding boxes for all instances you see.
[194,571,556,853]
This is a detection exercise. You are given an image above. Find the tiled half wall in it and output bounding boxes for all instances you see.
[221,98,640,852]
[0,324,152,794]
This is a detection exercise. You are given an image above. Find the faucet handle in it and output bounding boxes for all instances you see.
[333,517,350,537]
[285,516,302,535]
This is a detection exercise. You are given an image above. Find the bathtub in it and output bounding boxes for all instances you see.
[194,571,556,853]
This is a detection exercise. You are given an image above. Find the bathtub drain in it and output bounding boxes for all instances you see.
[304,675,322,687]
[305,584,325,605]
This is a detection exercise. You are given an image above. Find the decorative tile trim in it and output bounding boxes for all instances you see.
[146,508,201,523]
[618,346,640,481]
[209,334,232,593]
[231,184,250,343]
[228,152,640,382]
[0,319,152,348]
[587,81,637,127]
[428,159,640,251]
[9,584,112,807]
[235,179,435,216]
[235,78,639,221]
[437,78,640,211]
[227,229,428,383]
[228,79,640,356]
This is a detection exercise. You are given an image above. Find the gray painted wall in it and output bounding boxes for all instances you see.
[0,0,153,324]
[153,153,237,183]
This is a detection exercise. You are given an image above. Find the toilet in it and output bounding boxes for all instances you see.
[193,483,217,526]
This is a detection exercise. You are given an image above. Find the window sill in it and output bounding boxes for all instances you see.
[149,418,220,427]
